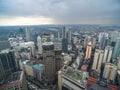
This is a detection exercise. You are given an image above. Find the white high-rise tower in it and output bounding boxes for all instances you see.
[37,36,43,54]
[103,46,113,63]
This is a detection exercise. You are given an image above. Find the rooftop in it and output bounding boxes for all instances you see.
[42,42,54,46]
[33,64,44,70]
[0,49,9,54]
[0,71,23,85]
[62,66,88,83]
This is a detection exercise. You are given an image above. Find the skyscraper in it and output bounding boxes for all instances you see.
[103,63,117,83]
[59,27,72,43]
[92,49,104,74]
[25,28,31,41]
[112,38,120,60]
[0,49,17,75]
[98,32,108,43]
[98,32,108,50]
[103,46,113,63]
[85,42,92,59]
[117,56,120,69]
[37,35,43,54]
[0,60,5,81]
[42,42,55,83]
[62,38,68,53]
[55,49,63,73]
[99,36,107,50]
[110,31,120,42]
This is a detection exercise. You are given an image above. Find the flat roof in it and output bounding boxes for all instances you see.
[62,66,88,81]
[33,64,44,70]
[42,42,54,46]
[0,71,23,85]
[0,49,9,54]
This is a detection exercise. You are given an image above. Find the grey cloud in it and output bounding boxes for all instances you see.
[0,0,120,24]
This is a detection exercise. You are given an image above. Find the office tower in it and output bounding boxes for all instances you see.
[84,36,91,48]
[25,28,31,41]
[0,40,10,50]
[0,60,5,81]
[54,40,62,49]
[85,42,92,59]
[98,32,108,42]
[0,71,28,90]
[92,49,104,74]
[110,31,120,42]
[117,56,120,69]
[103,46,113,63]
[98,32,108,50]
[112,38,120,60]
[58,66,88,90]
[55,49,63,73]
[99,36,107,50]
[103,63,117,83]
[61,27,72,43]
[0,49,17,75]
[37,35,43,54]
[42,42,55,83]
[62,38,68,53]
[92,38,96,49]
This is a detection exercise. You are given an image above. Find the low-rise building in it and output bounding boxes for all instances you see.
[0,71,28,90]
[58,66,88,90]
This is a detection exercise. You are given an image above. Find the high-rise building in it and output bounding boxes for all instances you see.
[55,49,63,73]
[84,36,91,48]
[0,71,28,90]
[0,49,17,75]
[58,66,88,90]
[98,32,108,43]
[25,28,31,41]
[92,49,104,74]
[0,60,5,81]
[42,42,55,83]
[37,35,43,54]
[110,31,120,42]
[103,46,113,63]
[99,36,107,50]
[117,56,120,69]
[62,38,68,53]
[103,63,117,83]
[112,38,120,60]
[58,27,72,43]
[98,32,108,50]
[85,42,92,59]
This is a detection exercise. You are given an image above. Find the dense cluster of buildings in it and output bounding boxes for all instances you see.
[0,26,120,90]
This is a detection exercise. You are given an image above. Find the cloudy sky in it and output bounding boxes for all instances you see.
[0,0,120,26]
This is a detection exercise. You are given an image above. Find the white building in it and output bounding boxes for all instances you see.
[92,49,104,74]
[20,41,35,57]
[103,46,113,63]
[37,36,43,54]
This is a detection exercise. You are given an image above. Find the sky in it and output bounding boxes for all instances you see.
[0,0,120,26]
